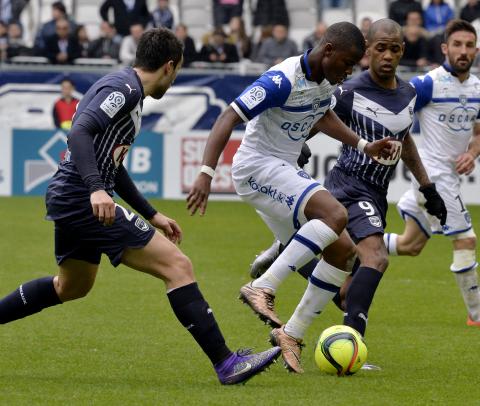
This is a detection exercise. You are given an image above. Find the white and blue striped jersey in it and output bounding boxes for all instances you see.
[46,67,143,219]
[412,64,480,166]
[332,70,416,192]
[231,49,335,166]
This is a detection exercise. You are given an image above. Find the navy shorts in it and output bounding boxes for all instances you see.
[53,203,155,267]
[324,167,388,243]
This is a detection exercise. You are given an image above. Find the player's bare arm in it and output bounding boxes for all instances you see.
[187,106,243,216]
[456,123,480,175]
[309,108,394,159]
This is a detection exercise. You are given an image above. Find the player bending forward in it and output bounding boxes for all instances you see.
[385,19,480,327]
[188,22,393,373]
[0,28,280,385]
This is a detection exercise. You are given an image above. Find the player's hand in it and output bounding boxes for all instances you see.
[419,183,447,226]
[455,152,476,175]
[150,213,182,244]
[187,173,212,216]
[363,137,395,160]
[90,190,116,226]
[297,143,312,169]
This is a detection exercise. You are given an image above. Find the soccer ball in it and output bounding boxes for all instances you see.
[314,325,368,376]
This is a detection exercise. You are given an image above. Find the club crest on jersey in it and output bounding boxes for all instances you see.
[368,216,382,227]
[112,144,130,168]
[240,86,266,109]
[100,91,126,118]
[312,98,324,112]
[459,94,468,106]
[135,217,150,232]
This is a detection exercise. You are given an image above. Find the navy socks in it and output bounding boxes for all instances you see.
[0,276,62,324]
[343,267,383,336]
[167,282,231,365]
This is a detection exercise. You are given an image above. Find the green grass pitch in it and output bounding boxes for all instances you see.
[0,197,479,405]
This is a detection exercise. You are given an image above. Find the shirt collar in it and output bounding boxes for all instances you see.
[442,62,458,77]
[300,48,313,81]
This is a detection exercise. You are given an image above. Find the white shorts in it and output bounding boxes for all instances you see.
[232,150,325,244]
[397,169,473,238]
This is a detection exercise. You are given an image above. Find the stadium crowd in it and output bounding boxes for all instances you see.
[0,0,480,70]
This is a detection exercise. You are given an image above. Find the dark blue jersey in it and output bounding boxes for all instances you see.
[46,67,144,220]
[331,70,416,193]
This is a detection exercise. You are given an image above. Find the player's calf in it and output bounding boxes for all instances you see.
[0,276,62,324]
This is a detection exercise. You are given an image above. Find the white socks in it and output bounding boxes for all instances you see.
[454,268,480,322]
[383,233,398,256]
[252,220,339,292]
[284,259,349,340]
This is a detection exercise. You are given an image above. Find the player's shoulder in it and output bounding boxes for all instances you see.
[396,76,417,98]
[267,55,301,83]
[96,67,142,100]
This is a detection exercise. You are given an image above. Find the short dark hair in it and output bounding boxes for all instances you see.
[367,18,403,43]
[320,21,366,54]
[52,1,66,14]
[61,78,74,87]
[444,19,477,42]
[134,28,183,72]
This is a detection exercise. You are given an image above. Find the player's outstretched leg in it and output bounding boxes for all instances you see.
[122,231,280,384]
[240,190,346,328]
[0,259,98,324]
[269,232,354,373]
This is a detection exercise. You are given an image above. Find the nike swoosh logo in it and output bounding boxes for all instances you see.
[226,362,252,378]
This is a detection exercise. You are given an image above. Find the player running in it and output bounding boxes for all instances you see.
[0,28,280,385]
[384,19,480,327]
[187,22,394,373]
[248,19,447,371]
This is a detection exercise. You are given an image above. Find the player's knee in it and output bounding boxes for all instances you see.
[55,277,94,302]
[170,251,194,280]
[323,204,348,235]
[404,241,425,257]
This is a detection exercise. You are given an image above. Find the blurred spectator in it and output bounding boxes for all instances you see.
[6,21,31,59]
[76,25,90,58]
[199,27,239,63]
[151,0,174,29]
[424,0,454,33]
[34,1,76,53]
[357,17,372,70]
[44,18,81,64]
[400,24,429,69]
[52,78,79,130]
[405,10,429,38]
[359,16,372,37]
[0,0,30,22]
[87,21,121,60]
[388,0,423,26]
[427,32,444,65]
[253,0,289,28]
[100,0,150,37]
[251,24,272,61]
[213,0,243,27]
[119,23,144,64]
[11,0,30,22]
[0,20,7,61]
[460,0,480,23]
[255,24,297,66]
[302,21,327,50]
[175,23,197,66]
[227,16,251,59]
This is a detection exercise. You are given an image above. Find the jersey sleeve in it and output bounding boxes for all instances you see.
[73,84,140,133]
[410,75,433,113]
[231,70,292,121]
[330,86,353,123]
